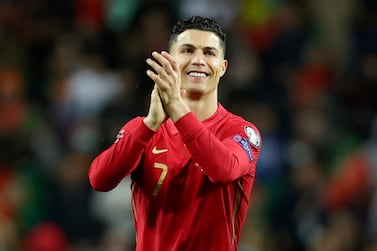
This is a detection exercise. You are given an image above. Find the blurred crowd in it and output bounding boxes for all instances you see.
[0,0,376,250]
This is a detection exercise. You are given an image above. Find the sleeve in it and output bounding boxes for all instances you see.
[88,117,155,191]
[175,112,262,183]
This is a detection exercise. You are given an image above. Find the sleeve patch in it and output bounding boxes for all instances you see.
[232,134,253,162]
[244,126,261,148]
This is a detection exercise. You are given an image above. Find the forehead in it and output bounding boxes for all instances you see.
[172,29,222,50]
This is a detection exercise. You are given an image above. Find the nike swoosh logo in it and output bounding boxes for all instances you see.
[152,146,168,154]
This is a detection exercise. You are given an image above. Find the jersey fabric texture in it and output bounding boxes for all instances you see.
[89,104,262,251]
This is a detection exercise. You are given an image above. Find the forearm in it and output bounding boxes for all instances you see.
[89,117,155,191]
[175,113,257,183]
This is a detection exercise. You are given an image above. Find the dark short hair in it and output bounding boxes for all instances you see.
[168,16,226,55]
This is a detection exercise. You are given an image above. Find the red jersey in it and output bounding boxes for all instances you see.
[89,104,262,251]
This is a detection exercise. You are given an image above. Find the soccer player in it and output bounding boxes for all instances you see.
[89,16,262,251]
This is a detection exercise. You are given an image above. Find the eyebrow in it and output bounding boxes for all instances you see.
[179,44,219,52]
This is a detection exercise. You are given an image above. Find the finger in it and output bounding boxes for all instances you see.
[146,57,170,83]
[152,51,175,75]
[161,51,179,72]
[146,69,169,92]
[146,70,171,96]
[152,85,164,105]
[146,69,156,80]
[146,65,166,86]
[151,84,159,95]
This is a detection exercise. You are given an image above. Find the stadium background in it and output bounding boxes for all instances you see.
[0,0,376,250]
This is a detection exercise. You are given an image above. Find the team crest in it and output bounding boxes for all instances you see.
[244,126,260,148]
[114,129,125,143]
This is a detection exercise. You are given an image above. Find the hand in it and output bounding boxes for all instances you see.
[143,84,167,131]
[146,51,189,122]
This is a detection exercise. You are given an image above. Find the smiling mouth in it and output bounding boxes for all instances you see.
[187,71,208,78]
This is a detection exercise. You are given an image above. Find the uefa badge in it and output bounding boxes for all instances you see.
[244,126,260,148]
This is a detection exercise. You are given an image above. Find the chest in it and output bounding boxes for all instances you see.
[134,131,208,201]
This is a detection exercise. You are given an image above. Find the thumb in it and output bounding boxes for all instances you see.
[180,88,187,98]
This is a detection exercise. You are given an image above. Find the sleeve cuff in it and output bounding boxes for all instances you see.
[174,112,203,142]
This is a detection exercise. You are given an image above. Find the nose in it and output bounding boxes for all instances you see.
[191,51,206,65]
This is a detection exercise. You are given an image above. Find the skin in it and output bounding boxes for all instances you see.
[144,29,228,131]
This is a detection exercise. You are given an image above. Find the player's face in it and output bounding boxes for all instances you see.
[170,29,228,98]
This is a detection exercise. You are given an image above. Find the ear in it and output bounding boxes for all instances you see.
[220,59,228,77]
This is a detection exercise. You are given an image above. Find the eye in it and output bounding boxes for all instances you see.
[181,47,193,54]
[204,50,216,56]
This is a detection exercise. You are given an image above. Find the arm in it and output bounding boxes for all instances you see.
[88,117,155,191]
[89,85,166,191]
[175,112,261,183]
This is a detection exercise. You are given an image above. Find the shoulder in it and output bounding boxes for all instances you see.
[223,110,262,149]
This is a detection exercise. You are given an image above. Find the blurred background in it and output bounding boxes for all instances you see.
[0,0,376,250]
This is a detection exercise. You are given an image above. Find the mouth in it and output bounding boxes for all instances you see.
[187,71,209,78]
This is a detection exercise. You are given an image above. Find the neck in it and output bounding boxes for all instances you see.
[184,93,218,121]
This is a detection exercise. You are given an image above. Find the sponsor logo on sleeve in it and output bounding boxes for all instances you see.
[232,134,253,162]
[244,126,261,148]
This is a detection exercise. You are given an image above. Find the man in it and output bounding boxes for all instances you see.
[89,16,262,251]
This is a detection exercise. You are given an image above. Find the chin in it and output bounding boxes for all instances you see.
[184,87,205,99]
[185,84,205,92]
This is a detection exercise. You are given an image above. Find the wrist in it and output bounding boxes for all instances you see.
[165,100,190,122]
[143,117,161,132]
